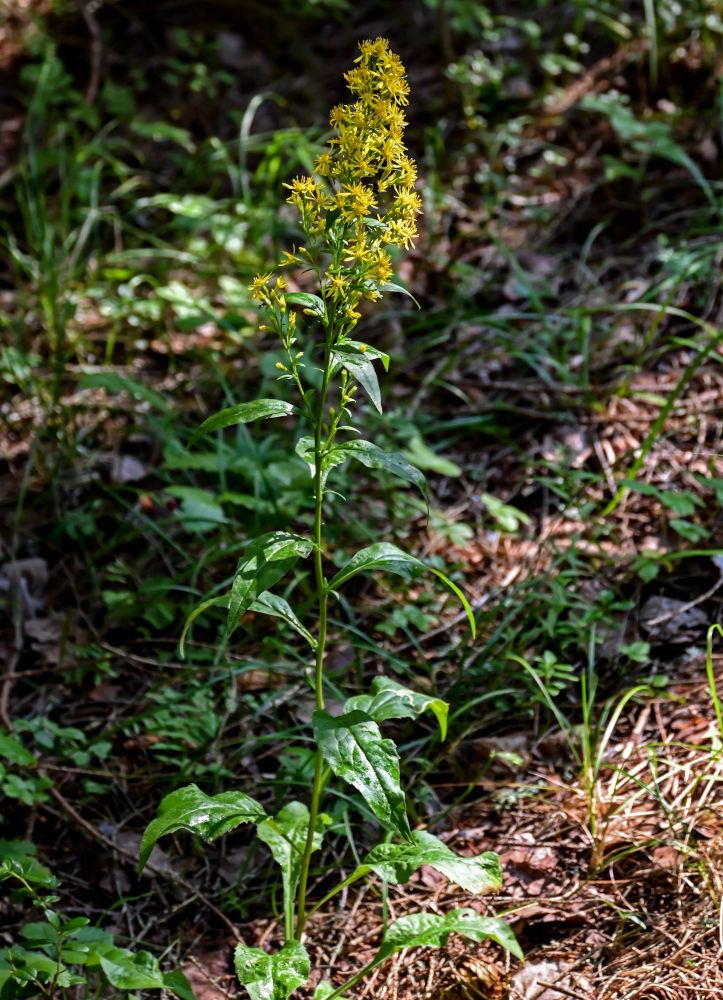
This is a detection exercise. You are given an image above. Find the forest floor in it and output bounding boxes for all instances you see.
[2,2,723,999]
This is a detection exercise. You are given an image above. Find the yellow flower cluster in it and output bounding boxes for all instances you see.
[279,37,422,325]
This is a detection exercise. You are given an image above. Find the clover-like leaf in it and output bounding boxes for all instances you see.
[355,830,501,894]
[345,676,448,740]
[139,784,266,874]
[374,908,522,964]
[189,399,295,446]
[313,710,411,840]
[234,941,309,1000]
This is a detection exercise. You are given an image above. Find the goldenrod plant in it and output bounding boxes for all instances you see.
[139,39,521,999]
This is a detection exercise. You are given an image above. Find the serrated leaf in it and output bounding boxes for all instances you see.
[139,784,266,875]
[334,440,426,497]
[234,941,309,1000]
[99,947,196,999]
[355,830,501,894]
[227,532,312,636]
[330,349,383,413]
[285,292,325,316]
[375,908,522,964]
[257,802,327,936]
[345,677,448,740]
[250,592,317,649]
[313,710,411,840]
[189,400,295,446]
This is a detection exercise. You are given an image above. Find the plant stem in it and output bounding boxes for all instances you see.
[295,336,333,939]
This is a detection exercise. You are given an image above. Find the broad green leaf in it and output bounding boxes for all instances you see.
[327,542,419,591]
[0,733,36,766]
[345,677,448,740]
[327,543,476,639]
[99,947,196,999]
[380,280,421,308]
[250,592,317,649]
[189,400,295,446]
[80,372,170,412]
[285,292,325,316]
[256,802,327,936]
[234,941,309,1000]
[355,830,501,894]
[335,440,426,497]
[227,532,312,636]
[374,908,523,965]
[330,348,383,413]
[313,710,411,840]
[405,434,461,478]
[139,784,266,874]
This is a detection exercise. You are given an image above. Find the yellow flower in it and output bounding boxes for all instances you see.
[326,271,348,302]
[250,272,273,300]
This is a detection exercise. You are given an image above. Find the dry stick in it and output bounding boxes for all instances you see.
[48,786,244,942]
[537,982,591,1000]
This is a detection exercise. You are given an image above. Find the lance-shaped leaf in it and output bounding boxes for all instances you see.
[312,983,338,999]
[139,784,266,874]
[380,281,421,308]
[374,908,523,965]
[256,802,327,936]
[354,830,501,894]
[250,591,317,649]
[333,440,426,498]
[286,291,325,316]
[189,399,295,446]
[345,677,448,740]
[331,348,383,413]
[327,542,476,639]
[344,340,390,371]
[313,710,411,840]
[234,941,309,1000]
[99,947,195,1000]
[227,532,312,636]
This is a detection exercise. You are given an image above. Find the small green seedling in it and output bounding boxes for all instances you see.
[139,38,521,999]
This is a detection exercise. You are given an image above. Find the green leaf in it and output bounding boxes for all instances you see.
[327,543,476,639]
[227,532,312,636]
[313,710,411,840]
[380,281,421,307]
[99,947,196,999]
[0,733,36,766]
[374,908,523,965]
[356,830,501,894]
[257,802,327,937]
[404,434,461,478]
[345,677,448,740]
[335,440,426,497]
[331,348,383,413]
[179,595,227,658]
[285,292,325,316]
[344,340,389,371]
[327,542,419,591]
[234,941,309,1000]
[312,982,338,999]
[139,784,266,875]
[250,592,317,649]
[189,400,295,446]
[166,486,226,535]
[296,436,348,485]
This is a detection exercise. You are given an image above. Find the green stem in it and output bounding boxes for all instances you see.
[295,331,334,939]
